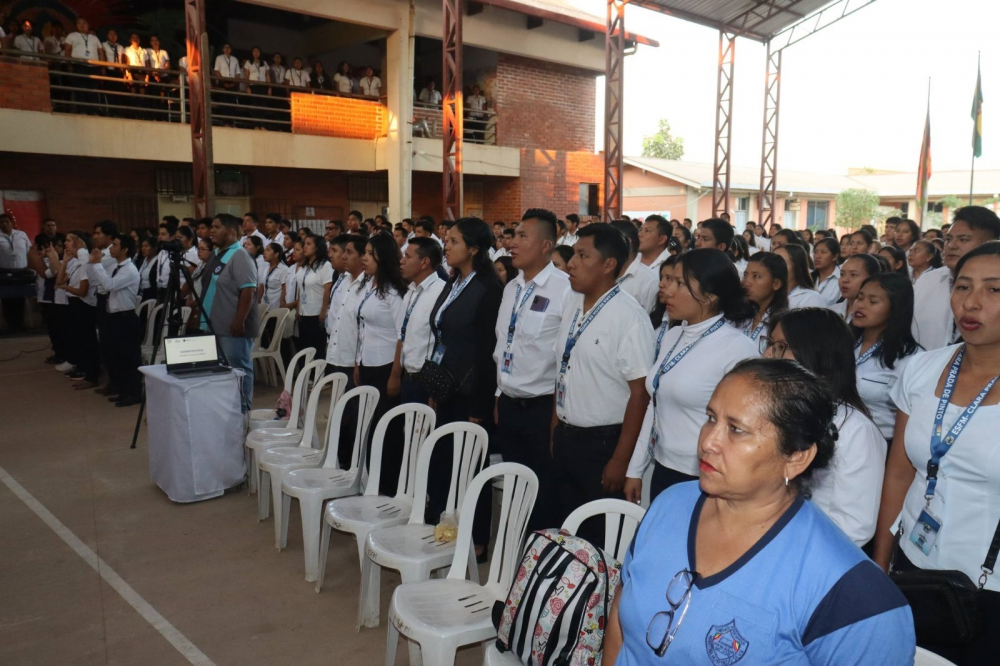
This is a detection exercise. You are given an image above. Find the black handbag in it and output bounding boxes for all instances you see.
[889,518,1000,646]
[415,358,460,403]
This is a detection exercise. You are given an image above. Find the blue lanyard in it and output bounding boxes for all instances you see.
[559,286,620,377]
[741,312,767,342]
[654,321,669,360]
[855,340,882,368]
[400,287,424,342]
[434,271,476,328]
[651,319,726,407]
[505,281,537,349]
[356,281,376,327]
[926,346,1000,500]
[330,272,347,298]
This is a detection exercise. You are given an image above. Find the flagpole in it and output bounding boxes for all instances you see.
[970,52,980,205]
[923,78,930,226]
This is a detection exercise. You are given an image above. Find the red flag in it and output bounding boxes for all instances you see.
[916,103,932,216]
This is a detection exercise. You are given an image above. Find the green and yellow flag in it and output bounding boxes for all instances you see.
[972,61,983,158]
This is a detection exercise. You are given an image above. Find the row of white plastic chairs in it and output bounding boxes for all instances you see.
[241,349,647,666]
[134,299,289,387]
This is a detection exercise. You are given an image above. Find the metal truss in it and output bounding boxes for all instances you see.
[757,42,781,229]
[770,0,878,52]
[184,0,214,217]
[603,0,626,221]
[711,30,736,218]
[442,0,464,221]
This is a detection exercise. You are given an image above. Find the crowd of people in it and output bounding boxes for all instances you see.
[4,201,1000,664]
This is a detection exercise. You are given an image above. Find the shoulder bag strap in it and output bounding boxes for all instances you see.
[980,517,1000,588]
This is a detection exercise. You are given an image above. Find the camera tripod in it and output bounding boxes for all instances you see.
[129,248,230,449]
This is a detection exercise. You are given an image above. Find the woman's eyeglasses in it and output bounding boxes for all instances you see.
[758,335,790,358]
[645,569,696,657]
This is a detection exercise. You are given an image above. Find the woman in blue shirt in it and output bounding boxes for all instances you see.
[605,358,915,665]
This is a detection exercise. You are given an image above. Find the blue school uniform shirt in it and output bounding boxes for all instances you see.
[617,482,914,665]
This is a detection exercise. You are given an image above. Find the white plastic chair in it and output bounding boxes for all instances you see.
[255,370,347,521]
[315,403,436,593]
[136,298,155,317]
[141,304,193,364]
[140,303,164,364]
[914,648,957,666]
[278,386,380,581]
[385,463,538,666]
[248,347,316,432]
[482,498,646,665]
[251,307,289,386]
[244,358,326,494]
[260,385,377,551]
[360,422,489,630]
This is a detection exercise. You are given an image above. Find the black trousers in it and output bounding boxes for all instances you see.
[551,421,624,545]
[297,315,327,358]
[40,303,68,358]
[105,310,143,399]
[0,297,25,331]
[400,372,429,406]
[431,392,493,547]
[497,393,556,532]
[327,363,356,468]
[358,363,402,496]
[650,462,698,502]
[68,299,100,382]
[895,549,1000,665]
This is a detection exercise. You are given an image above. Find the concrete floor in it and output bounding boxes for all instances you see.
[0,335,484,666]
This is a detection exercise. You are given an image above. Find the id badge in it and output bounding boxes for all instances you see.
[501,351,513,374]
[909,508,942,556]
[556,379,566,408]
[432,343,446,364]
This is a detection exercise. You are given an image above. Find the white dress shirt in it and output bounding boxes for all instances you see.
[43,35,64,56]
[616,258,659,314]
[755,234,772,252]
[890,344,1000,592]
[642,247,671,274]
[359,76,381,97]
[398,273,445,374]
[827,298,852,323]
[555,287,654,427]
[91,246,117,295]
[261,262,288,307]
[124,44,148,67]
[326,272,366,367]
[213,54,241,78]
[269,65,287,84]
[243,60,268,82]
[65,258,97,306]
[65,32,101,59]
[557,232,578,247]
[788,285,830,309]
[815,266,841,305]
[14,34,42,53]
[88,260,140,313]
[297,261,334,317]
[139,257,154,291]
[627,315,759,479]
[419,88,442,104]
[0,229,30,269]
[286,68,310,88]
[147,49,169,70]
[356,282,404,366]
[809,403,886,546]
[856,344,915,440]
[283,265,301,305]
[333,73,353,93]
[493,263,572,398]
[733,258,748,279]
[911,266,954,351]
[154,250,170,289]
[103,41,124,64]
[239,229,268,246]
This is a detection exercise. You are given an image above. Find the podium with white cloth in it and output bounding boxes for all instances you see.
[139,365,247,502]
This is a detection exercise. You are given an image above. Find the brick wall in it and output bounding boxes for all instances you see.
[518,149,603,219]
[483,177,521,222]
[494,54,596,153]
[0,56,52,113]
[291,93,386,139]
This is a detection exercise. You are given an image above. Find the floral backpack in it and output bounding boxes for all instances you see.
[494,528,622,665]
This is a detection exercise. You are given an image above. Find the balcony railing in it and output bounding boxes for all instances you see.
[413,100,497,145]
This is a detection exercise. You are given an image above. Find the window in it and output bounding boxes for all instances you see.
[806,201,829,228]
[734,196,750,227]
[579,183,600,217]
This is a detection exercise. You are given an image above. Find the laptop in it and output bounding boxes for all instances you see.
[164,335,231,378]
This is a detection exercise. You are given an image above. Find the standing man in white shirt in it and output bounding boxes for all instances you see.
[552,223,654,535]
[418,79,442,105]
[912,206,1000,350]
[558,214,580,246]
[0,213,31,333]
[359,66,381,98]
[611,220,658,313]
[240,213,267,245]
[13,20,41,53]
[285,57,310,88]
[263,213,284,248]
[213,42,241,124]
[466,84,487,142]
[101,29,126,115]
[637,215,671,272]
[695,217,735,253]
[325,235,367,380]
[388,237,445,405]
[64,17,104,113]
[122,32,149,116]
[146,34,170,111]
[493,209,571,530]
[87,233,142,406]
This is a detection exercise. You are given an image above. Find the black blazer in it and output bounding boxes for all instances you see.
[428,270,503,420]
[310,74,333,91]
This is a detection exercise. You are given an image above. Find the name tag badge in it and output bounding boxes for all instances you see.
[530,296,550,313]
[432,343,446,364]
[910,508,942,556]
[501,351,513,374]
[556,379,566,408]
[649,427,658,449]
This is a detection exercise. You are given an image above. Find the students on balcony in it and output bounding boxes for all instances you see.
[466,84,487,142]
[285,57,310,88]
[43,23,65,55]
[63,17,103,114]
[243,46,268,95]
[146,35,170,111]
[418,78,442,105]
[13,19,41,53]
[213,42,241,123]
[359,66,381,98]
[333,61,354,94]
[309,60,333,91]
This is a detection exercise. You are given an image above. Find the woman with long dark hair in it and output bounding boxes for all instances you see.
[672,225,694,252]
[832,253,882,322]
[730,234,750,278]
[892,218,921,254]
[137,237,157,302]
[353,233,407,491]
[624,248,758,502]
[257,242,287,308]
[878,245,909,277]
[493,255,515,285]
[426,217,503,555]
[764,307,885,546]
[776,244,827,308]
[812,237,842,304]
[850,273,920,443]
[296,234,333,356]
[309,61,333,91]
[648,256,677,332]
[907,239,942,283]
[739,251,788,343]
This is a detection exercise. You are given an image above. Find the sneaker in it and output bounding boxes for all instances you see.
[55,362,75,372]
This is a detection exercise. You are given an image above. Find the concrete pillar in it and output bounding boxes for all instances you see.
[385,4,414,221]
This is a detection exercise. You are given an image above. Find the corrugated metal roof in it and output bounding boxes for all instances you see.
[629,0,842,41]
